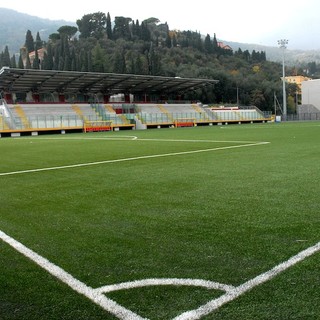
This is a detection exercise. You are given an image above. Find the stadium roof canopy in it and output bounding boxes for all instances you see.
[0,67,218,95]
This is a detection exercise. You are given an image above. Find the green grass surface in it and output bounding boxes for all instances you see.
[0,122,319,319]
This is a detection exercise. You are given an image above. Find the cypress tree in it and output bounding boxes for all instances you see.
[35,32,42,50]
[18,54,24,69]
[32,50,40,69]
[212,33,219,53]
[46,43,54,70]
[165,32,172,48]
[11,55,17,68]
[106,12,113,39]
[3,46,11,67]
[25,54,32,69]
[25,30,35,53]
[53,46,60,70]
[113,50,126,74]
[204,34,213,54]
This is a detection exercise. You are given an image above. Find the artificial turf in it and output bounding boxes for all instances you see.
[0,122,319,319]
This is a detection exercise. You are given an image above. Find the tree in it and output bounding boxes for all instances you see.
[42,43,54,70]
[25,54,31,69]
[25,30,35,53]
[212,33,219,53]
[10,55,17,68]
[77,12,107,39]
[32,50,40,69]
[57,26,78,40]
[35,32,43,50]
[147,42,161,75]
[113,49,126,73]
[113,16,132,40]
[165,31,172,48]
[204,34,213,54]
[92,43,106,72]
[132,19,141,40]
[18,54,24,69]
[250,89,266,108]
[140,21,151,41]
[49,33,60,42]
[106,12,113,39]
[2,46,11,67]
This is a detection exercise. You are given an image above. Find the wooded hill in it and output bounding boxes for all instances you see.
[0,10,302,112]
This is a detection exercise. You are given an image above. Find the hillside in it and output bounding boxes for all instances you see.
[1,7,320,66]
[225,40,320,65]
[0,8,75,54]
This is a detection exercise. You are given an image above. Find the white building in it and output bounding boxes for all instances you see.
[300,79,320,113]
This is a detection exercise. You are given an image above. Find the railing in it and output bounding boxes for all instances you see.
[283,113,320,121]
[0,114,83,131]
[0,98,17,129]
[0,113,134,131]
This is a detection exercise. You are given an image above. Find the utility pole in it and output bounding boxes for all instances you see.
[278,39,288,117]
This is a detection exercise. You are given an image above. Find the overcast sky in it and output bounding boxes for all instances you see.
[1,0,320,50]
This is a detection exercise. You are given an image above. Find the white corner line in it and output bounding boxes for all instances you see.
[173,241,320,320]
[0,141,269,177]
[0,230,146,320]
[0,229,318,320]
[95,278,235,294]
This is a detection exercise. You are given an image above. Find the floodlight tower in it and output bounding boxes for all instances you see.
[278,39,288,117]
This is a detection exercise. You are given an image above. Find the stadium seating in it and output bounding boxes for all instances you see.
[0,102,272,134]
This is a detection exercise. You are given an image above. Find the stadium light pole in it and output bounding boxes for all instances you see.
[278,39,288,117]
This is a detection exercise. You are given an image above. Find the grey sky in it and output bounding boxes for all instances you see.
[1,0,319,49]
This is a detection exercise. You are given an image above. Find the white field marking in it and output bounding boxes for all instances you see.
[95,278,235,294]
[0,141,269,177]
[173,241,320,320]
[22,135,139,141]
[0,229,319,320]
[27,136,263,144]
[0,229,146,320]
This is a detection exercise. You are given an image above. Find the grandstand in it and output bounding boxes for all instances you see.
[0,68,272,137]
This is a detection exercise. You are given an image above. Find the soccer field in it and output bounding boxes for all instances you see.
[0,122,319,319]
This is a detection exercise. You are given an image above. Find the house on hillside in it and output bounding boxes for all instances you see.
[20,47,46,68]
[285,75,311,94]
[217,41,232,51]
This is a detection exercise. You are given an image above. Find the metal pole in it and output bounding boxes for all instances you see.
[236,86,239,107]
[278,39,288,117]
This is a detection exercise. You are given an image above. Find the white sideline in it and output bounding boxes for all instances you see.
[0,141,269,177]
[0,229,319,320]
